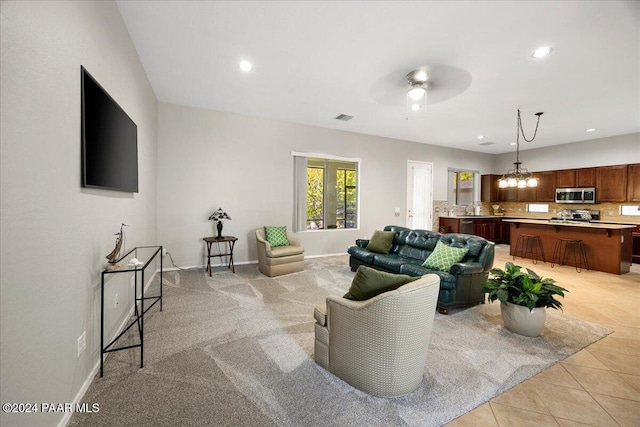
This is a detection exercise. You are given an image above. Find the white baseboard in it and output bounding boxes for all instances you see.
[304,252,347,259]
[160,253,347,272]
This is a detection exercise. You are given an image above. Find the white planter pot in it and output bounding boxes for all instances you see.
[500,302,546,337]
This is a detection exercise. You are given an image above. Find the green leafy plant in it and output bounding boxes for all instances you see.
[482,262,568,311]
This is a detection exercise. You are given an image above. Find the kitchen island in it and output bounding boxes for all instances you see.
[504,219,634,275]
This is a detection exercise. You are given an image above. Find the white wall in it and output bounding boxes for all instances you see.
[493,133,640,173]
[0,2,157,426]
[157,103,494,268]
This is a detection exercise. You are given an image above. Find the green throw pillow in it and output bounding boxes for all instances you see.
[422,241,469,272]
[264,226,290,247]
[366,230,396,254]
[343,265,420,301]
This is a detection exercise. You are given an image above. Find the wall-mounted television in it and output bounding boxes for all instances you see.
[81,66,138,192]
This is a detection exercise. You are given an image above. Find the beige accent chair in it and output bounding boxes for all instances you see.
[255,228,305,277]
[314,274,440,397]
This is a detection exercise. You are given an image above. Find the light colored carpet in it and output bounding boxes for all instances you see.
[70,256,611,427]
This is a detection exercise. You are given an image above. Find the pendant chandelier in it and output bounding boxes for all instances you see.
[498,109,544,188]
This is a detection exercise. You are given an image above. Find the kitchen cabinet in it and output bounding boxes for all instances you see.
[535,171,556,202]
[555,169,575,188]
[481,173,518,202]
[439,217,510,244]
[483,172,554,203]
[499,186,518,202]
[517,186,536,202]
[438,217,460,233]
[596,165,628,202]
[485,164,632,204]
[501,221,511,244]
[627,163,640,202]
[473,219,505,243]
[481,174,500,202]
[506,219,633,274]
[576,167,596,187]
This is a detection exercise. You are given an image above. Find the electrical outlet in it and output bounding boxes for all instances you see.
[162,248,167,257]
[114,293,119,308]
[77,332,86,357]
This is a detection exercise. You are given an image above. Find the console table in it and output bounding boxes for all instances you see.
[203,236,237,276]
[100,246,163,377]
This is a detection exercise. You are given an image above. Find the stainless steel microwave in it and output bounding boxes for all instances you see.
[555,187,596,204]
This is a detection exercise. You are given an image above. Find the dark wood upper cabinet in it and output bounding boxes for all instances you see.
[555,169,576,188]
[596,165,628,202]
[628,163,640,202]
[481,165,633,205]
[535,171,556,201]
[499,186,518,202]
[576,167,596,187]
[481,174,500,202]
[517,186,536,202]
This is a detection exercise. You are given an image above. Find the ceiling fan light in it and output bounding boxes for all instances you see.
[533,47,552,58]
[238,60,253,72]
[414,70,428,82]
[408,86,426,100]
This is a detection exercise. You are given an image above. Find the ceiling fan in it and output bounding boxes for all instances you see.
[369,64,472,109]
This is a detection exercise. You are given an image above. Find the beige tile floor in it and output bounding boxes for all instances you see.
[446,244,640,427]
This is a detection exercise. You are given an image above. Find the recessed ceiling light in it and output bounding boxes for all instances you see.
[533,47,552,58]
[238,60,252,72]
[586,128,597,132]
[477,135,485,140]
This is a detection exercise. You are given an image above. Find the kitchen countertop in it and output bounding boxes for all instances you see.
[502,218,636,230]
[439,215,639,226]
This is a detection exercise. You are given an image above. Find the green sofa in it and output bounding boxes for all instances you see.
[347,225,495,314]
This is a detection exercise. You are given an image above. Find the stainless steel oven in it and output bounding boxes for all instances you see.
[555,187,596,204]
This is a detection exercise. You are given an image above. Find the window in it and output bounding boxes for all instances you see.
[527,203,549,213]
[620,205,640,216]
[293,153,360,231]
[448,169,479,206]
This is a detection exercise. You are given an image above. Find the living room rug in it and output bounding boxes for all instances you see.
[70,256,611,427]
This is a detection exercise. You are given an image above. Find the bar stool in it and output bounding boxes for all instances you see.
[512,234,546,264]
[551,238,589,273]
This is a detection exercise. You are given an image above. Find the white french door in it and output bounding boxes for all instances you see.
[407,161,433,230]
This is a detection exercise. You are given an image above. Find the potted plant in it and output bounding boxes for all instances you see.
[482,262,568,337]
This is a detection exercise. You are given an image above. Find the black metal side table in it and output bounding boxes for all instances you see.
[203,236,237,276]
[100,246,163,377]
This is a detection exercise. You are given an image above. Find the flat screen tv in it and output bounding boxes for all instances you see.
[81,66,138,192]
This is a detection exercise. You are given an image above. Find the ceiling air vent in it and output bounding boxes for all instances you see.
[479,141,496,146]
[335,114,353,121]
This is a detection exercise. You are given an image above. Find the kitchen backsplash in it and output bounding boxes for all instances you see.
[479,202,640,222]
[431,200,639,226]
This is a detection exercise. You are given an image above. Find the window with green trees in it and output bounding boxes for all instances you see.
[448,169,478,206]
[294,155,359,230]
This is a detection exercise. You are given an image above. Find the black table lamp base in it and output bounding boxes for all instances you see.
[216,221,223,239]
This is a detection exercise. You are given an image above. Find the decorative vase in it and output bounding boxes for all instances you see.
[500,302,546,337]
